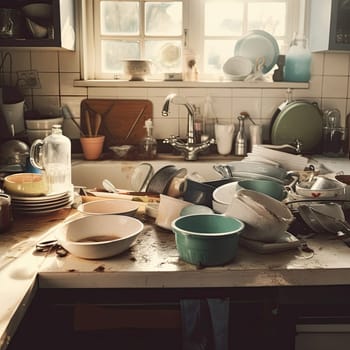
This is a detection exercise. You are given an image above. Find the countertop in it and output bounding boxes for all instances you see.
[1,154,350,350]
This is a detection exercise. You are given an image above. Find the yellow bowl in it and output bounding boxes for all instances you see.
[4,173,48,197]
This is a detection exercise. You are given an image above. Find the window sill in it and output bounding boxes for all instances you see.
[74,79,309,89]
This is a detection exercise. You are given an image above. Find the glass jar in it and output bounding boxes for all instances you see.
[30,124,72,194]
[284,34,311,82]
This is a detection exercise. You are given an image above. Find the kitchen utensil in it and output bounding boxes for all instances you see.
[270,101,323,153]
[94,113,102,136]
[61,105,85,136]
[85,110,92,137]
[55,214,144,259]
[124,106,146,142]
[102,179,119,193]
[77,198,140,217]
[234,30,279,74]
[172,214,244,266]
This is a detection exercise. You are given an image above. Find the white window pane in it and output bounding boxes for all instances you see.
[247,3,286,36]
[205,1,244,36]
[204,40,236,73]
[101,40,140,72]
[145,40,182,72]
[101,1,139,35]
[145,2,182,36]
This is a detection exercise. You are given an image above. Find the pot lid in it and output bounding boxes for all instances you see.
[270,101,323,153]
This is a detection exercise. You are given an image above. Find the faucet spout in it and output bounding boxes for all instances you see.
[161,93,215,160]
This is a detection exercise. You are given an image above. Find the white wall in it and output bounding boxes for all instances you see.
[4,48,350,143]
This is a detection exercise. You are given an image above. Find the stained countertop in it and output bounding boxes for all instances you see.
[2,154,350,350]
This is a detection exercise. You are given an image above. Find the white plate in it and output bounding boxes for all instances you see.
[13,200,72,214]
[239,231,301,254]
[11,191,69,202]
[234,30,279,74]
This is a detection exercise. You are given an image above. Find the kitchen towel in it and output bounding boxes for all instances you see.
[180,298,229,350]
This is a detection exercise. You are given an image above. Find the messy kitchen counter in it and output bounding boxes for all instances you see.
[2,154,350,350]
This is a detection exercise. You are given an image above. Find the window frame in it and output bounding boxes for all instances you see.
[81,0,302,81]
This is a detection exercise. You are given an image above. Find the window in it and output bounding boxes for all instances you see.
[82,0,301,80]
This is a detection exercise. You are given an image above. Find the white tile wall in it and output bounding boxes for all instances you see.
[3,49,350,144]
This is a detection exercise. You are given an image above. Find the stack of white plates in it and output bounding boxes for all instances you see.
[11,191,72,214]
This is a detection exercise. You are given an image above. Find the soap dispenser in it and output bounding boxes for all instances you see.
[234,114,247,156]
[140,118,157,160]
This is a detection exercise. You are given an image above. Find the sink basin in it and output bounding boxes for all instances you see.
[72,158,223,189]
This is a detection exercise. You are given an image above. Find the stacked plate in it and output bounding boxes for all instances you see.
[11,191,72,214]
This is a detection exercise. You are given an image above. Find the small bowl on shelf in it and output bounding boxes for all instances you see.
[123,60,152,81]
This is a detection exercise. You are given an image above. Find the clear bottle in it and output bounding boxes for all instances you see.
[284,34,311,82]
[193,105,203,144]
[30,124,72,194]
[140,119,157,160]
[234,114,247,156]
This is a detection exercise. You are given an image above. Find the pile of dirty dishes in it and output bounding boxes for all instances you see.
[3,172,73,214]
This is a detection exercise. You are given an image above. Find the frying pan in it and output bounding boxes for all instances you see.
[269,100,323,154]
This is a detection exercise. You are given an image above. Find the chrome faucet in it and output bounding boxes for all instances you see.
[161,93,215,161]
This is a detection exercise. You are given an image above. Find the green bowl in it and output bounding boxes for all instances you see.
[171,214,244,266]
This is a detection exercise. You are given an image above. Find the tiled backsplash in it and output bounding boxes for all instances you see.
[2,48,350,143]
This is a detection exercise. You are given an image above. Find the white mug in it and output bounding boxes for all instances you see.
[215,123,235,155]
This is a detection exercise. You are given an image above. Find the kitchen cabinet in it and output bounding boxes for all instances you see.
[0,0,75,50]
[309,0,350,51]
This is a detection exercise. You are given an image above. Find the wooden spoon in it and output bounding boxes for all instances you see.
[85,110,92,137]
[94,113,102,136]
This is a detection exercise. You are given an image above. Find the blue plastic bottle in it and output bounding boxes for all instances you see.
[284,35,311,82]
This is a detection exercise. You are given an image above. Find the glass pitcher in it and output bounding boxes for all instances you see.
[30,124,72,194]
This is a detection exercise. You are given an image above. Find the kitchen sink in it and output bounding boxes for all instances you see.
[71,157,224,189]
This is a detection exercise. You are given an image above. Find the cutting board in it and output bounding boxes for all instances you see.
[80,99,153,149]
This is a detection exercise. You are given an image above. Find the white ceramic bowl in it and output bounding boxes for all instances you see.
[22,3,52,20]
[223,56,253,79]
[4,173,48,197]
[25,117,63,129]
[123,60,152,81]
[295,178,346,199]
[212,181,239,206]
[77,199,140,217]
[56,215,144,259]
[26,129,51,142]
[225,189,294,242]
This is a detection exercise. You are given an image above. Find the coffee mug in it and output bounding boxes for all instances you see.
[0,193,12,233]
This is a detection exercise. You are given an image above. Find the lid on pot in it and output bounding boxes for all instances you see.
[0,139,29,166]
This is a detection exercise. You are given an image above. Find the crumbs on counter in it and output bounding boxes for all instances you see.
[94,265,105,272]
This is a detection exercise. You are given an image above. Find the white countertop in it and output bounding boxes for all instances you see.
[2,154,350,350]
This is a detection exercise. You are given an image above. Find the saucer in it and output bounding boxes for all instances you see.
[239,231,301,254]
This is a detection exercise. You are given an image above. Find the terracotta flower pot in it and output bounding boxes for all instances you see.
[80,135,105,160]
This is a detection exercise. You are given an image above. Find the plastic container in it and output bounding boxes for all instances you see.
[30,124,72,194]
[284,35,311,82]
